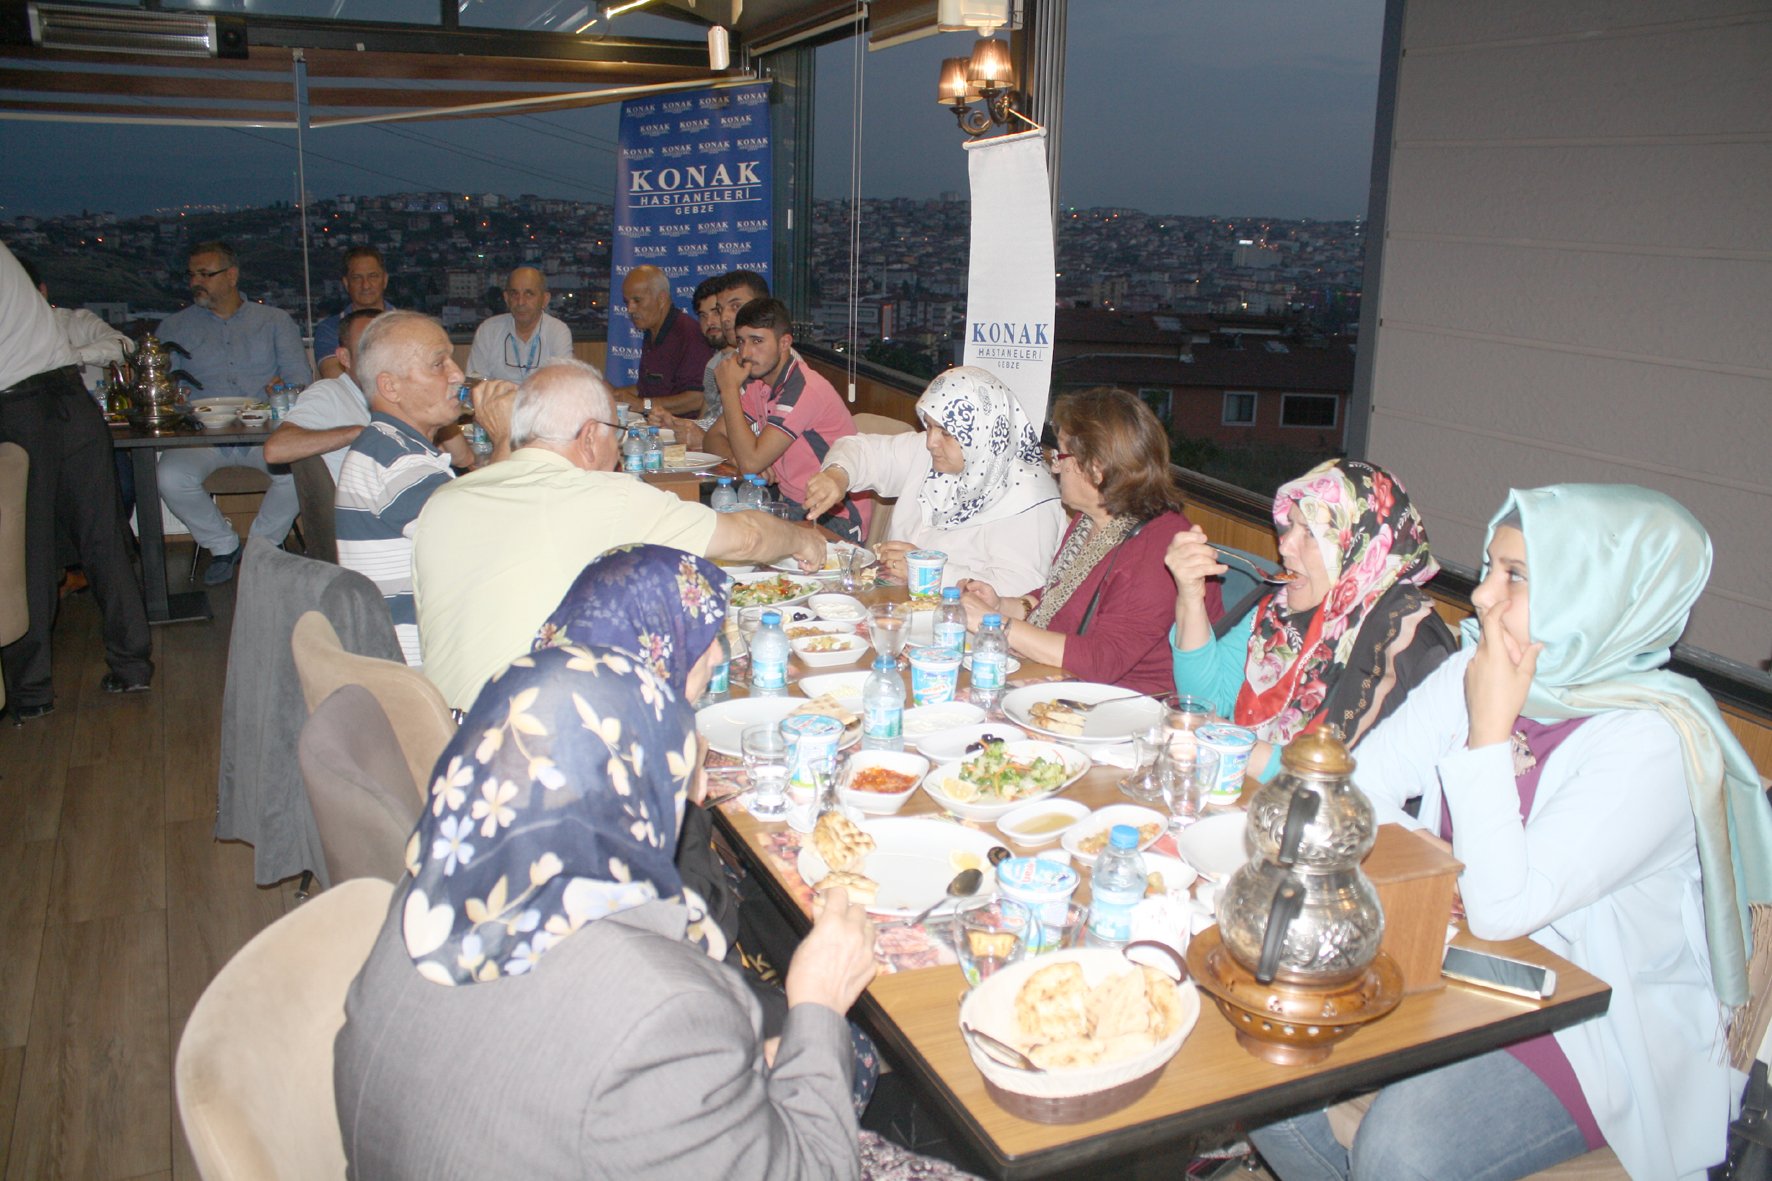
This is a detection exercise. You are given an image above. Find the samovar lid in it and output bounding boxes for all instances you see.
[1279,728,1356,778]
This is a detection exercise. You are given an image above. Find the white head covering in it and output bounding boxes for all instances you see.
[915,366,1054,529]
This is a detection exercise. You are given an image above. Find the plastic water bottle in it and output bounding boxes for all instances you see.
[969,612,1009,709]
[644,426,664,472]
[710,476,738,513]
[621,427,644,475]
[737,475,763,510]
[1087,826,1149,947]
[933,586,967,653]
[698,630,732,706]
[861,654,905,751]
[750,610,789,697]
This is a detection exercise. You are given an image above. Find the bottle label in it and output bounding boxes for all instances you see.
[752,657,787,691]
[624,453,644,474]
[932,621,965,652]
[972,653,1006,691]
[644,451,663,472]
[863,700,903,741]
[708,661,730,695]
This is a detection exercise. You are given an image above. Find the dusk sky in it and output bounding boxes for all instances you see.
[0,0,1384,221]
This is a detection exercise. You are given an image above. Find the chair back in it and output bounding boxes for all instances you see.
[291,611,454,800]
[853,412,916,436]
[299,686,422,884]
[291,455,338,564]
[849,414,917,547]
[175,877,393,1181]
[0,442,28,650]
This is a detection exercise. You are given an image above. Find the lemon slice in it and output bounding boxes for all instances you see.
[949,850,983,873]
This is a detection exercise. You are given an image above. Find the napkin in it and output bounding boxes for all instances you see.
[1092,741,1140,769]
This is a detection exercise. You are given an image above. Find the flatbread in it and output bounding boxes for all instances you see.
[816,869,878,905]
[1015,961,1092,1043]
[811,811,874,873]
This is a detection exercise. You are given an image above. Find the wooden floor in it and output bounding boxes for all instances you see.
[0,564,302,1181]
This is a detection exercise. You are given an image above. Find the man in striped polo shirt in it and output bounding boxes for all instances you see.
[335,312,493,666]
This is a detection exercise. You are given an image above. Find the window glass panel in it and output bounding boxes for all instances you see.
[1138,386,1172,424]
[1223,390,1256,425]
[1279,393,1338,428]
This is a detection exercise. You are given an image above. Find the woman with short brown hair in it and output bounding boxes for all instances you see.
[960,388,1221,695]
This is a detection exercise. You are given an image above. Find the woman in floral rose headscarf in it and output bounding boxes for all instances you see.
[1166,459,1456,783]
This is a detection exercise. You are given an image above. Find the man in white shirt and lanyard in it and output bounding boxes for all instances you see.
[0,242,151,720]
[467,267,572,384]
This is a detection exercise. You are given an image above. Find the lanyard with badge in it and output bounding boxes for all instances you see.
[504,330,541,375]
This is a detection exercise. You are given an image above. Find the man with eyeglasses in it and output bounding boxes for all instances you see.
[312,246,394,381]
[468,267,572,385]
[610,264,712,417]
[411,358,825,712]
[156,240,311,585]
[335,312,513,667]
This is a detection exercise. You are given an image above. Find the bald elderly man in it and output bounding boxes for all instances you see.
[468,266,573,384]
[611,264,712,415]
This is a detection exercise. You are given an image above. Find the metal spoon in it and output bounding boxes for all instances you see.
[1051,689,1155,713]
[889,867,983,928]
[1211,546,1298,585]
[962,1023,1044,1072]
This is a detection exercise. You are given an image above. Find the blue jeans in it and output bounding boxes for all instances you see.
[1250,1049,1590,1181]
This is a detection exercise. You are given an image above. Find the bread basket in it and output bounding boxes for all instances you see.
[956,944,1199,1122]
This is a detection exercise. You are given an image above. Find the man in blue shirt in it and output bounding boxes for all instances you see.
[156,241,311,585]
[312,246,392,379]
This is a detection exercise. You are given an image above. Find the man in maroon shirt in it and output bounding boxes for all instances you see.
[611,265,712,416]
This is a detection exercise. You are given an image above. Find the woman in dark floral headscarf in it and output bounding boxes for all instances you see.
[1168,459,1456,783]
[335,643,882,1176]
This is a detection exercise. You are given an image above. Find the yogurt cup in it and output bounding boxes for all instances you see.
[906,645,962,706]
[995,856,1082,951]
[1196,721,1256,804]
[780,714,844,793]
[904,549,947,600]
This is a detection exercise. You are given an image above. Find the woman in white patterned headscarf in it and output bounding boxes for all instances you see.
[802,366,1065,594]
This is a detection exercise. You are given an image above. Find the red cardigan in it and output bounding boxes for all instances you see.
[1037,510,1222,696]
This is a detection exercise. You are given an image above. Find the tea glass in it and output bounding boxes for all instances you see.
[741,723,790,820]
[952,896,1033,987]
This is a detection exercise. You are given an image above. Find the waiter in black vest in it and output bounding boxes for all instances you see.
[0,242,151,721]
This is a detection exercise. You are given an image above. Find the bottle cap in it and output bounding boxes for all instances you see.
[873,655,895,671]
[717,476,732,486]
[941,586,961,601]
[1109,824,1139,849]
[982,613,1002,628]
[760,610,781,625]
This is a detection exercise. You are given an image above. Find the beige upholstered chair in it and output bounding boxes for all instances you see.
[298,685,422,884]
[290,610,455,801]
[0,443,27,711]
[175,877,392,1181]
[849,413,918,549]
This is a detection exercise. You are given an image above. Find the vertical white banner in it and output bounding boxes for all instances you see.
[962,129,1055,426]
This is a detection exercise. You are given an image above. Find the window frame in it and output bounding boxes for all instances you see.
[1136,386,1173,425]
[1279,392,1339,429]
[1222,389,1257,427]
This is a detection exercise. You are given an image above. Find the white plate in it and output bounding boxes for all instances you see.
[1062,804,1169,868]
[996,797,1092,849]
[921,740,1092,823]
[715,561,758,575]
[1139,853,1199,896]
[961,653,1023,677]
[798,816,1004,917]
[782,620,855,641]
[798,671,873,700]
[737,604,815,633]
[902,702,987,738]
[808,593,867,622]
[774,540,869,575]
[695,697,802,757]
[1001,683,1166,744]
[729,572,822,610]
[790,632,872,669]
[662,450,722,472]
[915,723,1030,762]
[190,397,251,412]
[1175,809,1249,880]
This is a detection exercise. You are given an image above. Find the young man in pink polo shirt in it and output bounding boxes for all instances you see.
[705,298,872,543]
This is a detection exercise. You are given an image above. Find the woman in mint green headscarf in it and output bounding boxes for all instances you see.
[1250,485,1772,1181]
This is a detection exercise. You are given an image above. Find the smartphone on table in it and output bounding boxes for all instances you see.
[1441,944,1557,999]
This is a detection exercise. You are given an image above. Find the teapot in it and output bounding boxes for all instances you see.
[1215,729,1385,986]
[128,334,191,428]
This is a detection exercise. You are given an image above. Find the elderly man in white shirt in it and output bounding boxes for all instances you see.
[467,267,572,384]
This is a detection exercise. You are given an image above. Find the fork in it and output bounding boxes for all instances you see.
[1211,547,1297,585]
[1050,689,1155,713]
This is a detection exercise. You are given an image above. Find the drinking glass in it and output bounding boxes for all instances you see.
[1166,695,1218,735]
[1160,744,1221,836]
[1031,901,1090,955]
[952,897,1032,987]
[842,545,873,593]
[867,602,908,666]
[1119,722,1169,804]
[741,723,790,821]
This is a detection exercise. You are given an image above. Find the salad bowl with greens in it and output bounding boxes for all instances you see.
[922,740,1091,822]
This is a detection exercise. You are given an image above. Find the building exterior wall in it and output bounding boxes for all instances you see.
[1363,0,1772,665]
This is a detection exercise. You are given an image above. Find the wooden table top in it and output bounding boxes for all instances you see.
[708,581,1611,1178]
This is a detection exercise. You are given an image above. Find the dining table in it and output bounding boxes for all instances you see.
[704,577,1612,1180]
[110,417,274,624]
